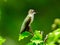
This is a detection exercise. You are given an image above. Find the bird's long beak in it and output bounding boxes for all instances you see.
[33,10,36,14]
[34,10,39,14]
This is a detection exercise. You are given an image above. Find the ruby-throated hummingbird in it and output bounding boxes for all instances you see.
[20,9,36,34]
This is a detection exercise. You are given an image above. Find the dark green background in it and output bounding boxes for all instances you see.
[0,0,60,45]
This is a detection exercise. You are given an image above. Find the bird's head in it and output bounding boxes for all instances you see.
[28,9,36,15]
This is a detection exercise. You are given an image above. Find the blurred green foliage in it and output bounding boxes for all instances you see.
[0,36,6,45]
[19,30,44,45]
[19,29,60,45]
[46,28,60,45]
[0,0,60,45]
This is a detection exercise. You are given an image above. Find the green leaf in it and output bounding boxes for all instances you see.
[27,42,35,45]
[19,31,30,41]
[57,39,60,43]
[46,28,60,45]
[31,30,43,44]
[46,42,55,45]
[0,36,6,45]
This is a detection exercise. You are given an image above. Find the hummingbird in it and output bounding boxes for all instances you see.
[20,9,36,35]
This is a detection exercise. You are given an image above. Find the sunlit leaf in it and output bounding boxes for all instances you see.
[31,30,43,44]
[19,31,30,41]
[46,28,60,45]
[0,36,6,45]
[57,39,60,43]
[27,42,35,45]
[46,42,55,45]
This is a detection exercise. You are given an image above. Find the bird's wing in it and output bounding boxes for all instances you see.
[20,15,31,33]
